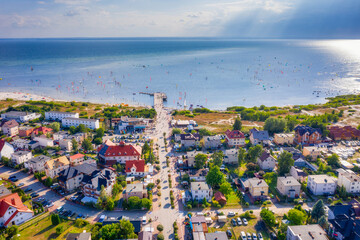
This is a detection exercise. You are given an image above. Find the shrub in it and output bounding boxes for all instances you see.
[157,233,164,240]
[157,224,164,232]
[56,226,64,235]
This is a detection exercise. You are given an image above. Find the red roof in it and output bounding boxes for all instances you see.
[69,153,85,160]
[99,144,141,157]
[33,126,53,135]
[214,191,227,202]
[3,120,19,128]
[225,129,245,139]
[125,160,145,173]
[0,139,6,152]
[0,193,32,221]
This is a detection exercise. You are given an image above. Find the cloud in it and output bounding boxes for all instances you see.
[64,10,79,17]
[54,0,94,5]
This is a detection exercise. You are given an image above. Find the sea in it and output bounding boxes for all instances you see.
[0,38,360,110]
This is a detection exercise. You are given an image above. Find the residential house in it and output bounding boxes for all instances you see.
[138,231,152,240]
[187,150,202,167]
[58,163,98,192]
[44,156,70,178]
[224,129,245,148]
[277,176,301,198]
[2,120,19,137]
[115,116,148,134]
[171,119,197,128]
[66,232,91,240]
[45,111,79,121]
[18,126,34,137]
[189,169,208,182]
[81,168,116,199]
[33,135,54,147]
[257,150,276,171]
[0,193,34,227]
[59,138,73,152]
[191,182,213,201]
[180,133,201,148]
[62,117,100,130]
[103,216,142,234]
[69,153,85,166]
[32,127,53,135]
[12,139,39,150]
[307,175,337,195]
[246,178,269,200]
[53,131,71,141]
[287,225,328,240]
[303,146,322,160]
[214,192,227,205]
[192,216,208,239]
[249,128,270,145]
[98,142,141,166]
[290,166,307,182]
[223,149,238,164]
[328,125,360,141]
[294,125,322,145]
[274,133,294,145]
[11,151,32,165]
[24,155,50,173]
[0,139,15,159]
[337,169,360,194]
[123,183,147,200]
[125,160,147,177]
[204,135,222,149]
[1,111,41,122]
[205,232,228,240]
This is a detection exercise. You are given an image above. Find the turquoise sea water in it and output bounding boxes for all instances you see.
[0,38,359,109]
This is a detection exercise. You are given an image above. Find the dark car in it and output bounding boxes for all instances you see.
[270,232,277,240]
[24,188,32,192]
[30,193,39,198]
[226,230,232,238]
[231,218,237,226]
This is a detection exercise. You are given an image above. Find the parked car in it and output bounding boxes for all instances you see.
[24,188,32,193]
[226,230,232,238]
[242,218,248,226]
[10,178,18,182]
[270,232,277,240]
[56,206,64,213]
[247,233,252,240]
[258,233,263,240]
[237,217,242,226]
[241,232,247,240]
[99,215,106,223]
[231,219,237,226]
[228,212,235,217]
[252,233,257,240]
[17,183,24,187]
[37,197,45,202]
[30,193,39,198]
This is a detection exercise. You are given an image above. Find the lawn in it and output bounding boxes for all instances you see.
[225,191,241,207]
[19,216,92,240]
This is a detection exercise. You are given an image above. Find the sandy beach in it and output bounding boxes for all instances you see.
[0,91,64,102]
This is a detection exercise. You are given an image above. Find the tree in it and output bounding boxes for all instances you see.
[93,137,102,145]
[246,162,259,171]
[172,128,181,135]
[45,177,53,187]
[112,182,122,197]
[71,138,78,152]
[56,226,64,235]
[260,208,276,228]
[49,122,60,132]
[311,199,325,222]
[99,220,137,240]
[264,117,286,135]
[157,233,164,240]
[128,196,142,209]
[211,151,224,167]
[286,115,298,132]
[288,209,306,225]
[106,198,115,211]
[51,214,61,225]
[195,154,207,169]
[141,198,152,210]
[238,147,246,165]
[206,166,224,188]
[95,128,105,138]
[233,117,242,130]
[142,141,150,155]
[198,128,213,137]
[219,181,232,196]
[69,126,77,134]
[82,139,93,151]
[318,215,329,229]
[247,145,262,163]
[327,154,340,167]
[277,151,294,175]
[338,185,347,199]
[6,226,19,239]
[157,224,164,232]
[76,124,87,133]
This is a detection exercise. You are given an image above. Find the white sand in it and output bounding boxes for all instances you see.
[0,91,64,102]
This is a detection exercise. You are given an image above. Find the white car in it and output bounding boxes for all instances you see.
[228,212,235,217]
[242,218,248,226]
[17,183,24,187]
[241,231,247,240]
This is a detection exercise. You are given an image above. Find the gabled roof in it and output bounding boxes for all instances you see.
[32,126,53,135]
[295,125,322,136]
[0,139,13,152]
[225,129,245,139]
[98,144,141,157]
[214,191,226,202]
[180,133,201,141]
[138,231,152,240]
[58,167,80,182]
[69,153,85,160]
[44,156,70,170]
[250,128,270,141]
[258,150,274,162]
[0,193,33,218]
[191,182,210,191]
[3,120,19,128]
[126,160,145,173]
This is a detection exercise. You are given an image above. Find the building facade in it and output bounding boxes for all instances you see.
[62,117,100,129]
[45,111,79,121]
[307,174,337,195]
[277,176,301,198]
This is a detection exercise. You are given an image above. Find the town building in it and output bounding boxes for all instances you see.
[249,128,270,145]
[11,151,33,165]
[204,135,222,149]
[98,142,141,166]
[66,232,91,240]
[281,147,305,161]
[328,125,360,141]
[287,225,328,240]
[307,174,337,195]
[69,153,85,166]
[0,192,34,227]
[290,166,308,182]
[1,111,41,122]
[12,139,39,150]
[189,169,208,182]
[123,183,147,200]
[24,155,50,173]
[294,125,322,145]
[224,129,245,147]
[62,117,100,130]
[81,168,116,199]
[257,150,276,171]
[33,136,54,147]
[171,119,197,128]
[205,232,228,240]
[187,150,202,167]
[180,133,201,148]
[214,192,227,205]
[274,133,294,145]
[115,116,148,134]
[246,178,269,200]
[125,160,147,177]
[191,182,213,201]
[1,120,19,137]
[337,169,360,194]
[277,176,301,198]
[59,138,73,152]
[44,156,70,178]
[45,111,79,121]
[138,231,152,240]
[303,146,322,160]
[18,126,34,137]
[58,163,98,192]
[223,149,238,164]
[0,140,15,159]
[32,126,53,135]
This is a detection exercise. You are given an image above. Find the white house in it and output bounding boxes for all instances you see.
[1,120,19,137]
[125,160,147,177]
[189,169,208,182]
[62,117,100,130]
[1,111,41,122]
[290,166,307,182]
[287,225,328,240]
[0,193,33,227]
[69,153,85,166]
[11,151,33,165]
[45,111,79,121]
[33,136,54,147]
[257,150,276,171]
[186,150,202,167]
[337,169,360,194]
[81,168,116,199]
[307,174,337,195]
[191,182,213,201]
[12,139,39,150]
[277,176,301,198]
[204,135,222,149]
[0,140,15,159]
[24,155,50,173]
[223,149,238,164]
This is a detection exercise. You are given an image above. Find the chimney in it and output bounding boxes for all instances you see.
[11,198,15,205]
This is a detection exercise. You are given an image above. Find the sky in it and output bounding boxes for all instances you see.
[0,0,359,38]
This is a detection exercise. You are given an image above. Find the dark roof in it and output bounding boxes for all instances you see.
[58,167,80,182]
[258,150,272,162]
[205,232,228,240]
[180,133,201,141]
[3,120,19,128]
[250,128,270,141]
[66,232,91,240]
[103,216,142,233]
[294,125,322,136]
[329,203,360,240]
[73,163,98,175]
[138,231,152,240]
